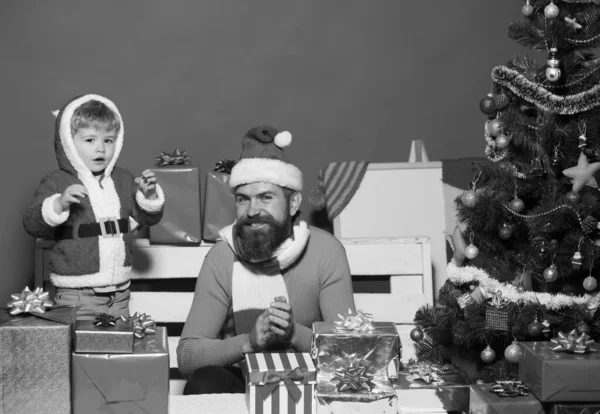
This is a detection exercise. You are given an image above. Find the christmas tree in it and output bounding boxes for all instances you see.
[412,0,600,382]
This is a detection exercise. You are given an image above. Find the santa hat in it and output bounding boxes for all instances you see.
[229,125,303,191]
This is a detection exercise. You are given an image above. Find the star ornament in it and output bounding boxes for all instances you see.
[562,152,600,193]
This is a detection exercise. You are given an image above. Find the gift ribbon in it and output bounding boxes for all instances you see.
[121,312,157,339]
[551,329,597,354]
[154,149,191,167]
[331,363,376,392]
[489,290,509,308]
[334,309,374,333]
[490,380,530,397]
[258,367,304,402]
[94,313,117,327]
[7,286,53,315]
[214,159,237,174]
[405,362,448,386]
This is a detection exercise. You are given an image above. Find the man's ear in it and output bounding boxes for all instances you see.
[289,192,302,216]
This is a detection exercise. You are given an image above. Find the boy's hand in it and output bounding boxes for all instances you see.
[55,184,88,213]
[135,170,157,200]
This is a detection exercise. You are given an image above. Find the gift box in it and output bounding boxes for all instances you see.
[469,382,545,414]
[0,305,76,414]
[395,362,470,413]
[244,352,317,414]
[72,326,169,414]
[547,402,600,414]
[202,171,236,242]
[519,340,600,402]
[149,165,202,245]
[316,394,397,414]
[74,315,134,353]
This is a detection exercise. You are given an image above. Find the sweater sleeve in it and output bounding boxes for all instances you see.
[23,175,69,238]
[126,169,164,227]
[176,246,247,378]
[290,239,356,352]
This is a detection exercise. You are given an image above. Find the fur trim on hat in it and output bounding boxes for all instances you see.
[230,157,303,191]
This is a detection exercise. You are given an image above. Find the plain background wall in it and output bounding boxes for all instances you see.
[1,1,531,303]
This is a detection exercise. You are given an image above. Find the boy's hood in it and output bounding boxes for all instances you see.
[53,94,124,179]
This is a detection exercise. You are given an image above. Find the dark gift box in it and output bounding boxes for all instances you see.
[202,171,236,242]
[519,340,600,402]
[74,317,134,353]
[72,326,169,414]
[0,306,76,414]
[469,382,545,414]
[149,166,202,245]
[547,402,600,413]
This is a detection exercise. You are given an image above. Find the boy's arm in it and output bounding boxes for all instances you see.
[128,171,165,227]
[23,176,70,238]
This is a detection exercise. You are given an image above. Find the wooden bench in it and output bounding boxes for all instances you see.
[35,236,431,395]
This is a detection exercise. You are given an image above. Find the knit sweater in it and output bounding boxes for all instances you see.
[176,226,356,378]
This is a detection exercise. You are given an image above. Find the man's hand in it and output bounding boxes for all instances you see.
[267,296,294,343]
[135,169,158,200]
[54,184,88,213]
[247,309,275,353]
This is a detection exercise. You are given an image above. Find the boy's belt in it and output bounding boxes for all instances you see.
[54,218,129,240]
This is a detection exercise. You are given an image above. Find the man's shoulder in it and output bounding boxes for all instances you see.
[307,225,344,251]
[206,240,235,263]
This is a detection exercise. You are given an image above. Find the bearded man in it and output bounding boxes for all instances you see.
[177,125,356,394]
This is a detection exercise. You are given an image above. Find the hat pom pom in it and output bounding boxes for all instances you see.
[274,131,292,148]
[308,188,326,209]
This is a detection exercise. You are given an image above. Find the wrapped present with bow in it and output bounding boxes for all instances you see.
[202,159,237,242]
[311,310,401,382]
[149,149,202,245]
[71,326,169,414]
[0,286,76,414]
[73,312,135,353]
[243,352,316,414]
[519,340,600,402]
[469,382,544,414]
[122,312,157,339]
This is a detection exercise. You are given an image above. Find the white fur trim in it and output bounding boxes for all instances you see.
[50,266,131,288]
[231,261,289,312]
[230,158,302,191]
[41,194,70,227]
[447,260,600,311]
[274,131,292,148]
[59,94,124,182]
[135,184,165,212]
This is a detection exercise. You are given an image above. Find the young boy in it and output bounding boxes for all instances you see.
[23,94,165,320]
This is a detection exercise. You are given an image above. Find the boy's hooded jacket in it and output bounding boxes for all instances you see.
[23,94,165,288]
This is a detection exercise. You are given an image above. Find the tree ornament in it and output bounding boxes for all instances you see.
[493,93,510,110]
[461,190,478,208]
[499,224,514,240]
[528,317,543,337]
[517,286,525,293]
[565,191,581,205]
[469,284,476,291]
[486,291,510,331]
[544,1,559,18]
[542,319,551,337]
[480,94,497,115]
[572,251,583,270]
[551,145,563,177]
[583,275,598,291]
[582,216,599,235]
[530,236,547,255]
[522,0,534,16]
[504,340,523,363]
[489,119,503,137]
[410,327,424,342]
[481,345,496,363]
[562,151,600,193]
[578,123,588,150]
[543,264,559,282]
[465,244,479,260]
[577,321,591,335]
[509,198,525,213]
[495,134,511,150]
[545,48,561,82]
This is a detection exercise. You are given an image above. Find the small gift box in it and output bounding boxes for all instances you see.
[244,352,317,414]
[0,287,76,414]
[202,160,237,242]
[74,313,134,353]
[519,339,600,402]
[71,326,169,414]
[311,310,401,380]
[150,149,202,245]
[547,402,600,414]
[469,382,545,414]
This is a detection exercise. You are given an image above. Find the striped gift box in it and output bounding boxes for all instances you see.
[244,352,316,414]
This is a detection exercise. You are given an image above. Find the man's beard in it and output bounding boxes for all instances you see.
[233,213,292,263]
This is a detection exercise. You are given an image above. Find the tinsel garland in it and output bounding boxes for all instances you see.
[447,259,600,311]
[492,66,600,115]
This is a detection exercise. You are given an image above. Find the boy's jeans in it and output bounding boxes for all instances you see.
[54,287,131,320]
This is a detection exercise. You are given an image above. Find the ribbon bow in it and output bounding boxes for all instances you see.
[121,312,157,339]
[94,313,117,327]
[489,290,509,308]
[551,329,597,354]
[490,380,530,397]
[154,149,191,167]
[334,309,374,333]
[259,367,305,402]
[405,362,447,386]
[331,357,376,392]
[214,159,237,174]
[7,286,53,315]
